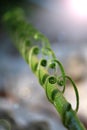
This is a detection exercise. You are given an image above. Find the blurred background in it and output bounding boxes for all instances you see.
[0,0,87,130]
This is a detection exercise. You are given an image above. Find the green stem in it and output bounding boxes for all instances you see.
[3,8,86,130]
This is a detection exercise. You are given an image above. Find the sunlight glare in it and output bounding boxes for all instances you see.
[69,0,87,18]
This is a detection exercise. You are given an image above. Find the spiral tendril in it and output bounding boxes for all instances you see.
[30,45,79,112]
[65,76,79,112]
[14,14,79,112]
[3,7,86,130]
[4,7,79,112]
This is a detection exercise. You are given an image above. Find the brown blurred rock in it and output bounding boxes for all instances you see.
[26,121,50,130]
[66,54,87,82]
[79,115,87,129]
